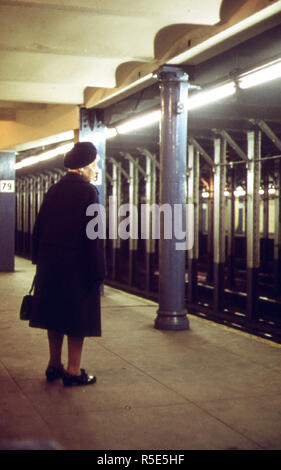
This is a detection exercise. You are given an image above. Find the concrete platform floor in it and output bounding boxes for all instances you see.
[0,256,281,451]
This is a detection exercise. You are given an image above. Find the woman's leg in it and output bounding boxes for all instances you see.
[67,336,84,376]
[47,330,64,368]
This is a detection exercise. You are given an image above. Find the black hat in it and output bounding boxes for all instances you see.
[64,142,97,169]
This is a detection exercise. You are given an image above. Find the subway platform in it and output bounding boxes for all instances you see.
[0,257,281,451]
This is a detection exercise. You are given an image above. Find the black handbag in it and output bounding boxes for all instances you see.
[20,276,36,321]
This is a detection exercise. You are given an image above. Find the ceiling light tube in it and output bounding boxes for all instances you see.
[114,82,236,136]
[95,55,281,139]
[187,82,236,110]
[239,59,281,89]
[116,110,161,134]
[106,127,118,139]
[15,142,74,170]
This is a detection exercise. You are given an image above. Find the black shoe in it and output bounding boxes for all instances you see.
[62,369,97,387]
[45,364,65,382]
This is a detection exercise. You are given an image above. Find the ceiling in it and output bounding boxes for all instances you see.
[1,0,281,152]
[0,0,224,104]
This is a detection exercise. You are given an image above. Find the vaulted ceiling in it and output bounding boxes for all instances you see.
[1,0,281,150]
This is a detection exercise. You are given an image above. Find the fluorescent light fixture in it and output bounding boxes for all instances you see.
[116,110,161,134]
[15,142,73,170]
[101,55,281,137]
[187,82,236,110]
[10,130,75,153]
[79,127,117,146]
[112,82,235,136]
[239,59,281,89]
[106,127,118,139]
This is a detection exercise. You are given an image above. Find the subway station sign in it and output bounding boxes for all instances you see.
[0,180,15,193]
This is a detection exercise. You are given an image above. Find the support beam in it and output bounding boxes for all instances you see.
[189,137,214,168]
[22,177,30,256]
[123,153,139,286]
[137,149,157,293]
[274,159,281,296]
[187,144,199,305]
[216,129,248,161]
[262,174,269,271]
[137,148,160,170]
[123,152,147,178]
[251,120,281,153]
[79,108,106,207]
[213,138,226,315]
[154,65,189,331]
[108,158,122,281]
[15,179,23,254]
[226,166,235,287]
[207,173,214,283]
[79,107,106,293]
[29,176,38,254]
[246,130,261,322]
[0,152,15,271]
[109,157,130,181]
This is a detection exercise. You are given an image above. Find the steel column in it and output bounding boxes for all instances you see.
[138,148,158,292]
[15,179,23,254]
[29,176,37,254]
[0,152,15,271]
[22,177,30,256]
[154,65,189,331]
[111,162,118,280]
[262,174,269,271]
[147,154,157,291]
[246,130,261,322]
[274,159,281,295]
[110,160,121,280]
[207,173,214,282]
[213,138,226,314]
[80,108,106,208]
[187,144,199,304]
[127,156,139,286]
[226,166,235,287]
[80,107,106,293]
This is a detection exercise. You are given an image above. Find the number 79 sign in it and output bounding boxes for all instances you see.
[0,180,15,193]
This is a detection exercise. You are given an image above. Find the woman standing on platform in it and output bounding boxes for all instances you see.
[30,142,106,386]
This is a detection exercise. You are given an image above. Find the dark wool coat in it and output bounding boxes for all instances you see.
[30,172,106,337]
